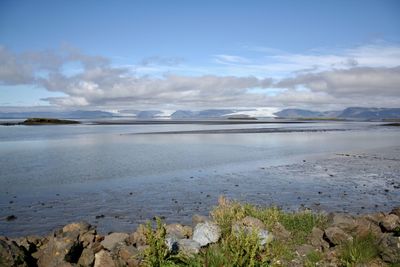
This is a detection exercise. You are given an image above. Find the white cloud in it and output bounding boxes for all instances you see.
[1,43,400,110]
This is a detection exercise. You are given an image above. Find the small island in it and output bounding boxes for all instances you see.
[0,118,80,126]
[23,118,80,125]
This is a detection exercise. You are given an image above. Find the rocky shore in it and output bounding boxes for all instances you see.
[1,197,399,267]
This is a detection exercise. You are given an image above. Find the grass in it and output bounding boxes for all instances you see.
[211,196,326,244]
[139,198,383,267]
[339,233,379,266]
[304,251,323,267]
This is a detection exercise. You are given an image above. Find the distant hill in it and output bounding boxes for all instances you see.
[337,107,400,119]
[275,107,400,120]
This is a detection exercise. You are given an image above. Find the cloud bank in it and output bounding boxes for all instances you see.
[1,43,399,110]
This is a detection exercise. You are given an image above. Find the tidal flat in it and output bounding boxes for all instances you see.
[0,121,399,237]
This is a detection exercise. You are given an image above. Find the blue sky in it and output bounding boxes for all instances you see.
[0,0,400,111]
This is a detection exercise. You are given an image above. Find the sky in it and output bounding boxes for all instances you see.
[0,0,400,112]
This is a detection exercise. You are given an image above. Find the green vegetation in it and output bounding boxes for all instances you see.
[339,233,379,266]
[141,198,331,267]
[142,218,170,267]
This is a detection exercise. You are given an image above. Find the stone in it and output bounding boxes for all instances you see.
[272,222,291,241]
[177,239,201,255]
[0,238,30,267]
[309,227,329,251]
[166,224,192,239]
[363,212,386,225]
[165,235,179,253]
[329,213,356,233]
[77,247,95,266]
[232,223,274,246]
[127,225,147,246]
[101,232,128,251]
[192,221,221,246]
[62,221,91,234]
[116,245,141,267]
[94,250,116,267]
[324,226,353,246]
[192,214,209,226]
[36,234,83,267]
[240,216,266,230]
[258,229,274,245]
[379,234,400,264]
[353,217,382,237]
[380,214,400,232]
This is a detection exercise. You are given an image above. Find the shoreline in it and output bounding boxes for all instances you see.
[1,199,399,266]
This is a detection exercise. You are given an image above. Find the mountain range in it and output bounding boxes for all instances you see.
[274,107,400,120]
[0,107,399,120]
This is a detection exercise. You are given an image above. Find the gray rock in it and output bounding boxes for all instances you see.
[324,226,353,246]
[192,221,221,246]
[177,239,201,255]
[165,235,179,253]
[380,214,400,232]
[258,229,274,245]
[379,234,400,264]
[101,233,128,251]
[94,250,116,267]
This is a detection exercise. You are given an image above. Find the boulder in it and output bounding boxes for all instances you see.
[272,222,291,241]
[101,233,129,251]
[380,214,400,232]
[240,216,265,230]
[116,244,141,267]
[94,250,116,267]
[36,237,82,267]
[165,235,179,253]
[309,227,329,251]
[379,234,400,264]
[165,224,192,239]
[232,223,273,246]
[353,217,382,237]
[77,247,95,267]
[0,237,30,267]
[177,239,201,255]
[127,225,147,246]
[192,221,221,246]
[329,213,356,233]
[324,226,353,246]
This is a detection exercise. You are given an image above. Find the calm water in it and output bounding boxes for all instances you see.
[0,121,399,236]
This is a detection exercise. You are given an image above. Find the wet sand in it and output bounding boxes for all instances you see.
[1,145,399,237]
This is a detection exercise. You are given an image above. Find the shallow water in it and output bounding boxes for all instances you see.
[0,121,399,236]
